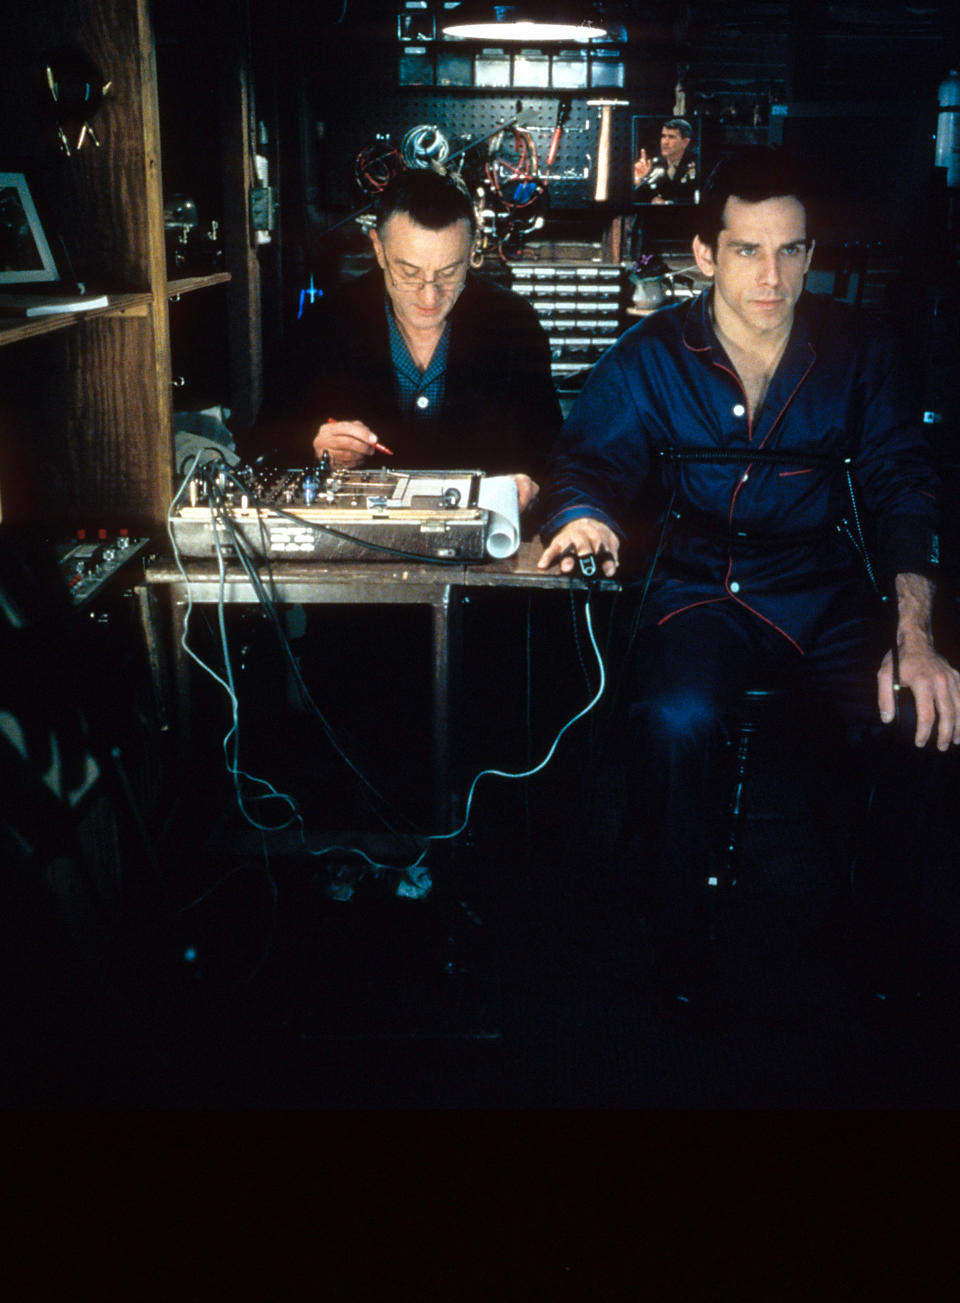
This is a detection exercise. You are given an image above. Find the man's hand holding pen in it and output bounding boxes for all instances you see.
[312,418,539,513]
[312,417,394,469]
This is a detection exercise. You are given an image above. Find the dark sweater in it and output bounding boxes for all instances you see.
[255,267,562,480]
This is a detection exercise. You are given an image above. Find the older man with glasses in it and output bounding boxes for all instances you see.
[244,168,563,829]
[261,168,560,515]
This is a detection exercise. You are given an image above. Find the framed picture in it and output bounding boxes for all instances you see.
[0,171,60,286]
[631,116,701,207]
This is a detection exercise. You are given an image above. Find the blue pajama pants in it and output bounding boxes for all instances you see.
[622,594,936,967]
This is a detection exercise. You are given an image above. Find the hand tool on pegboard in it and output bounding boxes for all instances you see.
[587,98,629,202]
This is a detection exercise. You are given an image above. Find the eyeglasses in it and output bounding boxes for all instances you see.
[383,256,467,295]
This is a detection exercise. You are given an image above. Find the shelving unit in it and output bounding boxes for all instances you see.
[0,294,155,347]
[0,0,258,535]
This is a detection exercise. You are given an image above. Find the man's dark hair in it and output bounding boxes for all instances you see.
[696,147,818,252]
[375,168,477,238]
[663,118,692,140]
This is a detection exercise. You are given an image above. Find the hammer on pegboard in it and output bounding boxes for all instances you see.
[587,98,629,202]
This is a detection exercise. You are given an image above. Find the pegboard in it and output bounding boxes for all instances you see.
[323,91,635,213]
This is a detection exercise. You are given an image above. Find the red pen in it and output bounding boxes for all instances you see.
[326,418,393,457]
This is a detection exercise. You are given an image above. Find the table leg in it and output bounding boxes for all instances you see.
[430,585,461,830]
[133,582,171,733]
[168,584,194,749]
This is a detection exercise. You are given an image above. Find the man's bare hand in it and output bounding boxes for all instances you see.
[312,418,379,468]
[878,641,960,751]
[879,572,960,750]
[512,474,539,513]
[633,150,651,186]
[538,517,620,577]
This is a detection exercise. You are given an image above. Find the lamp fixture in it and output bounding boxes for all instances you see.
[442,4,609,43]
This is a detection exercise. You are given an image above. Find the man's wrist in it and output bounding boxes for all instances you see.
[541,506,621,544]
[897,624,934,652]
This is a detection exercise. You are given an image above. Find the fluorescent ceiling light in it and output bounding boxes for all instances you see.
[442,5,609,43]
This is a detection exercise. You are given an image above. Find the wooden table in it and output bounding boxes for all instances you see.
[142,542,617,825]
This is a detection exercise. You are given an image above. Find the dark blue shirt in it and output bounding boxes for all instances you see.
[386,301,450,421]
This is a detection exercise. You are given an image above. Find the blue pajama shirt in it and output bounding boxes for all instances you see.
[541,288,940,654]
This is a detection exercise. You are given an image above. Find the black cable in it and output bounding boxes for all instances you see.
[657,447,853,468]
[199,464,423,839]
[206,470,396,783]
[168,459,418,913]
[842,465,883,596]
[206,487,304,831]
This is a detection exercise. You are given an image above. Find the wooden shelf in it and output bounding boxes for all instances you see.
[0,293,155,348]
[167,272,232,298]
[0,270,232,349]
